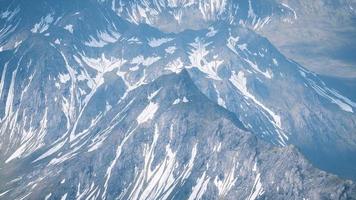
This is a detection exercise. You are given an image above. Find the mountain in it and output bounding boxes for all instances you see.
[105,0,356,180]
[108,0,291,32]
[0,0,356,199]
[258,0,356,78]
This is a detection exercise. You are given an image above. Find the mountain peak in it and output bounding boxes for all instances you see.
[1,1,356,199]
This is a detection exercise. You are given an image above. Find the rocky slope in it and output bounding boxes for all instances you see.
[0,0,355,199]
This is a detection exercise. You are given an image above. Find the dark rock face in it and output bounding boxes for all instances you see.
[0,0,355,199]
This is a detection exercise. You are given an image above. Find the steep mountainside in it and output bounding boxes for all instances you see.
[0,0,355,199]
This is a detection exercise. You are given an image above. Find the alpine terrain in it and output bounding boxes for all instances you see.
[0,0,356,199]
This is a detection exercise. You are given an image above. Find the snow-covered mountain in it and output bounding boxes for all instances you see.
[108,0,295,32]
[0,0,355,199]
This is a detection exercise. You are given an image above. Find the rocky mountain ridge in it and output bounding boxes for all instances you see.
[0,0,355,199]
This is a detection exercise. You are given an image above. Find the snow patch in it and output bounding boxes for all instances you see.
[1,7,20,21]
[81,53,126,74]
[247,173,264,200]
[165,46,177,54]
[227,35,240,55]
[64,24,74,33]
[238,43,248,51]
[54,38,61,45]
[127,37,142,44]
[229,71,283,131]
[206,26,218,37]
[137,102,159,124]
[272,58,278,66]
[165,58,184,74]
[244,59,272,79]
[131,55,161,66]
[44,193,52,200]
[173,98,181,105]
[173,97,189,104]
[33,139,67,163]
[58,73,70,84]
[214,84,226,108]
[84,29,120,48]
[188,37,223,80]
[31,14,54,33]
[282,3,298,20]
[148,37,173,47]
[311,82,354,113]
[214,164,237,197]
[188,171,210,200]
[148,88,161,100]
[60,193,68,200]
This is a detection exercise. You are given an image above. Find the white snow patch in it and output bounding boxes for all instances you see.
[182,97,189,103]
[214,165,237,197]
[131,55,161,66]
[165,46,177,54]
[80,53,126,74]
[64,24,73,33]
[206,26,218,37]
[84,29,121,47]
[188,37,223,80]
[0,190,10,198]
[188,171,210,200]
[5,108,48,163]
[173,98,181,105]
[238,43,248,51]
[31,14,54,33]
[44,193,52,200]
[299,70,306,78]
[127,37,142,44]
[165,57,184,74]
[311,82,354,113]
[244,59,272,79]
[148,88,161,100]
[148,37,173,47]
[137,102,159,124]
[253,16,271,30]
[227,35,240,55]
[272,58,278,66]
[197,0,227,20]
[60,193,68,200]
[14,40,22,48]
[1,7,20,21]
[58,73,70,84]
[32,139,67,163]
[129,66,140,71]
[172,97,189,104]
[229,71,282,130]
[214,84,226,108]
[54,38,61,45]
[247,173,264,200]
[217,97,226,108]
[79,53,127,90]
[282,3,298,20]
[125,126,197,200]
